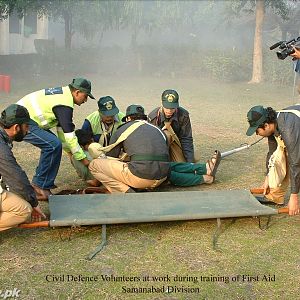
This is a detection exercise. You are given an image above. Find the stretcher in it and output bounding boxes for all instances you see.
[19,189,288,260]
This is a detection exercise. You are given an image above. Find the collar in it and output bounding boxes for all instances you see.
[114,114,120,122]
[0,127,13,148]
[273,120,280,137]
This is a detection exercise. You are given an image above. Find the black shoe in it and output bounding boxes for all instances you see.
[255,196,284,205]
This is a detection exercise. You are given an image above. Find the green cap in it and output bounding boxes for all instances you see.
[98,96,119,116]
[0,104,31,127]
[162,89,179,109]
[246,105,268,136]
[122,104,146,122]
[69,78,95,99]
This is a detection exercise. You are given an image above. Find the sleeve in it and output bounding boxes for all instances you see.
[52,106,75,133]
[82,119,100,142]
[280,120,300,194]
[0,143,38,207]
[81,119,93,137]
[178,114,194,162]
[53,106,86,161]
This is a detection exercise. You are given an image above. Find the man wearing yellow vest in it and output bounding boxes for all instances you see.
[70,96,124,186]
[81,96,124,145]
[246,105,300,216]
[17,78,95,200]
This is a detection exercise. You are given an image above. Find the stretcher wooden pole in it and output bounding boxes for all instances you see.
[277,207,289,214]
[250,188,264,194]
[18,221,49,228]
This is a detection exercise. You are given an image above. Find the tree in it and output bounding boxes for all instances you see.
[222,0,291,83]
[250,0,264,83]
[0,0,47,20]
[266,1,300,40]
[44,1,125,50]
[73,1,124,44]
[121,0,190,73]
[0,0,124,50]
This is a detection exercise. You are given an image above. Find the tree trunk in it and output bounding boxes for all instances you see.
[64,11,72,50]
[249,0,265,84]
[131,28,142,73]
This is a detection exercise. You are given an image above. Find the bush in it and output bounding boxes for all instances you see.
[0,45,295,85]
[263,52,295,85]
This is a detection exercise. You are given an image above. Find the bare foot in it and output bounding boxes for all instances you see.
[203,175,214,184]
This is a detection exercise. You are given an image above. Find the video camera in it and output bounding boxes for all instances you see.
[270,36,300,60]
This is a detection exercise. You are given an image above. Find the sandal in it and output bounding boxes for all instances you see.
[207,150,222,177]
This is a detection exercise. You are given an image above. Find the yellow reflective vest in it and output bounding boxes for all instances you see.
[86,111,125,135]
[17,86,86,160]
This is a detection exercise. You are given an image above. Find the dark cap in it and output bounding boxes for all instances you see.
[98,96,119,116]
[122,105,146,122]
[0,104,31,127]
[69,78,95,99]
[246,105,268,136]
[162,89,179,109]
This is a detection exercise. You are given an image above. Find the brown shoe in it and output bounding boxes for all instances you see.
[31,184,52,201]
[206,150,222,178]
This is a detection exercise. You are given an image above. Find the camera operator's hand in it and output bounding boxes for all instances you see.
[290,46,300,59]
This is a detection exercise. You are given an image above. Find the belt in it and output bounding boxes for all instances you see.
[131,154,169,162]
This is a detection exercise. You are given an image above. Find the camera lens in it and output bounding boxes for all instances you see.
[277,51,288,60]
[277,46,295,60]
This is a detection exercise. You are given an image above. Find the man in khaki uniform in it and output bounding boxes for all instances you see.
[0,104,45,231]
[89,105,169,193]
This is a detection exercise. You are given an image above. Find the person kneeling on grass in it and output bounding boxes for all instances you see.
[148,89,197,163]
[0,104,46,231]
[85,105,222,191]
[88,105,169,193]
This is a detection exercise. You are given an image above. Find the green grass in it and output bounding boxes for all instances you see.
[1,75,300,300]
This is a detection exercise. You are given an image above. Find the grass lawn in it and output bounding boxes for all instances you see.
[0,74,299,300]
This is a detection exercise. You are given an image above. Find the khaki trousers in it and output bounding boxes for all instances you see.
[0,191,32,231]
[89,158,166,193]
[265,172,290,204]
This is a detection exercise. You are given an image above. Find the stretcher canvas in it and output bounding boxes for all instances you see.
[49,190,277,227]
